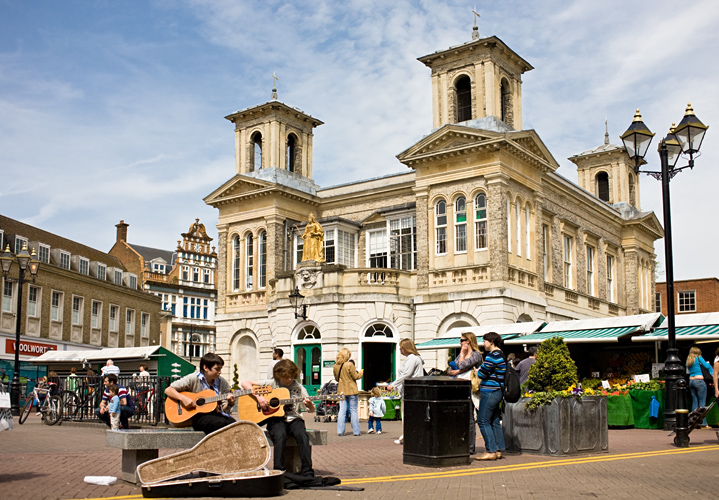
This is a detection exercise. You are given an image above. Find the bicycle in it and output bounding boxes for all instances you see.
[130,381,159,426]
[18,383,62,425]
[60,380,102,421]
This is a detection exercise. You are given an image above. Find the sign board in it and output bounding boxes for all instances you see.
[322,361,335,368]
[5,339,56,357]
[632,374,651,383]
[652,363,665,379]
[601,380,611,389]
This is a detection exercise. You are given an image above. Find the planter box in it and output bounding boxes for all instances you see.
[503,396,608,456]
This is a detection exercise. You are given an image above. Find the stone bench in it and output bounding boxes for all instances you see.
[106,427,327,483]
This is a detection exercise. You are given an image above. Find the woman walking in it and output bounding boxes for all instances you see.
[687,345,713,427]
[475,332,507,460]
[448,331,483,454]
[387,338,424,445]
[333,348,363,436]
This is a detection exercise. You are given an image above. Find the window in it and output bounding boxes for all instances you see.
[109,305,119,332]
[27,286,39,317]
[128,275,137,290]
[368,230,388,268]
[286,134,297,172]
[141,313,150,338]
[507,197,512,253]
[233,236,240,291]
[596,172,610,202]
[251,132,262,171]
[542,225,550,279]
[183,297,208,319]
[586,245,595,296]
[455,75,472,122]
[435,200,447,254]
[295,234,304,265]
[607,255,615,303]
[515,200,522,257]
[245,234,254,290]
[337,230,355,267]
[204,268,212,284]
[454,197,467,253]
[72,296,83,325]
[38,244,51,264]
[153,263,165,273]
[525,203,531,259]
[14,236,28,255]
[2,281,13,312]
[79,257,89,275]
[474,193,487,250]
[193,267,200,282]
[259,231,267,289]
[655,292,662,313]
[51,291,63,321]
[390,216,417,270]
[678,291,696,312]
[161,294,176,315]
[60,251,71,270]
[97,264,106,281]
[324,230,335,264]
[182,266,189,281]
[125,309,135,335]
[563,235,573,289]
[91,301,101,329]
[114,269,123,285]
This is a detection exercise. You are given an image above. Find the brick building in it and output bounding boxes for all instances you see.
[109,219,218,360]
[0,214,163,375]
[204,29,663,392]
[655,278,719,316]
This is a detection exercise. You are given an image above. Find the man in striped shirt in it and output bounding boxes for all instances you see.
[96,373,135,429]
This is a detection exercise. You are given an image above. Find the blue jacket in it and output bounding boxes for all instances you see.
[688,356,713,377]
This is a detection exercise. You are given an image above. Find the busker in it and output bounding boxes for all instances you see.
[242,359,315,476]
[165,352,236,434]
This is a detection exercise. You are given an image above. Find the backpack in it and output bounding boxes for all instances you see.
[499,351,521,403]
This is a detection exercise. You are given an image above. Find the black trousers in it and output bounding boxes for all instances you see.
[192,412,236,435]
[265,417,314,476]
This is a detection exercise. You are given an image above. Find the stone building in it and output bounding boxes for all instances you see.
[204,31,663,393]
[0,214,162,375]
[109,219,218,361]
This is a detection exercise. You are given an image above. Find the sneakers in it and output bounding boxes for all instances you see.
[377,431,382,434]
[367,429,375,434]
[36,412,41,416]
[393,435,404,445]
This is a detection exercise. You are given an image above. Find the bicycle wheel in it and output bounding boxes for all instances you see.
[61,391,81,419]
[18,397,33,425]
[42,395,62,426]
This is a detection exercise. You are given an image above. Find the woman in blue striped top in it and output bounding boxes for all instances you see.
[475,332,506,461]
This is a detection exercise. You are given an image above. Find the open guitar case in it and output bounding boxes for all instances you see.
[138,420,284,497]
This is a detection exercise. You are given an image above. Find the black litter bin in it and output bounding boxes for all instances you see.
[403,376,471,466]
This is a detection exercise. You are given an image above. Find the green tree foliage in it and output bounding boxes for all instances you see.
[232,363,240,390]
[526,336,578,392]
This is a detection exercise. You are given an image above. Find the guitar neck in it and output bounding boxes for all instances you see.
[202,388,257,404]
[277,394,338,405]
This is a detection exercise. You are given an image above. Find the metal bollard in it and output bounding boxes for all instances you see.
[674,378,689,447]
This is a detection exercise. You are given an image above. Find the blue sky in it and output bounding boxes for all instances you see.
[1,0,718,280]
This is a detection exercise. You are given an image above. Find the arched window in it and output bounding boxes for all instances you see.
[455,196,467,253]
[628,173,636,206]
[507,197,512,253]
[364,323,393,338]
[455,76,472,122]
[515,199,522,257]
[297,324,321,341]
[435,200,447,254]
[258,230,267,289]
[232,235,240,291]
[474,193,487,250]
[251,132,262,171]
[286,134,297,172]
[245,233,254,290]
[501,78,511,125]
[596,172,610,202]
[525,202,531,259]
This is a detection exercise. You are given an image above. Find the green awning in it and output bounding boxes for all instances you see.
[633,324,719,342]
[504,326,641,344]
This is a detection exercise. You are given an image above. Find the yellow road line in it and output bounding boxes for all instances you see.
[341,445,719,484]
[66,496,145,500]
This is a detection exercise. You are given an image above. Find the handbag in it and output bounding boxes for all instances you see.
[699,362,714,388]
[470,369,481,393]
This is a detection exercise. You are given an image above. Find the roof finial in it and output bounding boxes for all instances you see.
[271,71,279,101]
[604,118,609,145]
[472,7,480,40]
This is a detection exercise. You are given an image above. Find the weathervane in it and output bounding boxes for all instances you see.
[472,6,480,40]
[271,71,279,100]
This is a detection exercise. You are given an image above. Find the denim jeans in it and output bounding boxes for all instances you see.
[477,389,505,453]
[338,394,361,436]
[368,416,383,432]
[689,379,708,425]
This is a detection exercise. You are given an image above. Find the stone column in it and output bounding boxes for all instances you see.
[217,229,228,314]
[415,189,430,289]
[486,172,509,282]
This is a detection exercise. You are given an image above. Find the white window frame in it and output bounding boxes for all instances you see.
[474,193,487,250]
[542,224,550,279]
[2,280,14,313]
[97,263,106,281]
[79,257,90,276]
[51,290,63,322]
[607,255,615,303]
[389,215,417,270]
[38,243,51,264]
[678,290,696,312]
[563,234,573,289]
[72,295,84,325]
[59,250,71,270]
[125,308,135,336]
[109,304,119,332]
[27,285,40,317]
[435,200,447,255]
[182,265,190,281]
[233,236,241,291]
[525,203,531,259]
[114,269,123,285]
[15,236,28,255]
[141,312,150,338]
[586,245,595,296]
[204,268,212,284]
[454,197,467,254]
[245,234,254,290]
[507,197,512,253]
[655,292,662,313]
[515,200,522,257]
[367,229,388,268]
[259,231,267,288]
[91,300,102,329]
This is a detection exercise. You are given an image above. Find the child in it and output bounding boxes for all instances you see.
[107,383,121,430]
[242,359,315,476]
[367,387,386,434]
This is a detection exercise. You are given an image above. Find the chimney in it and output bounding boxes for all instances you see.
[116,220,128,243]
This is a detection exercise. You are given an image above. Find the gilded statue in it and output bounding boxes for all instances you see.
[301,213,325,263]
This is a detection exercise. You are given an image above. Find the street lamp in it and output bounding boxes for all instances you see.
[621,104,709,437]
[289,286,307,320]
[0,243,40,416]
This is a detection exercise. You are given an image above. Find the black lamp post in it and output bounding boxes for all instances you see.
[621,104,708,435]
[0,243,40,416]
[289,286,307,320]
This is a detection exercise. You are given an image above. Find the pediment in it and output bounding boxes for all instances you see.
[204,175,275,205]
[397,125,501,161]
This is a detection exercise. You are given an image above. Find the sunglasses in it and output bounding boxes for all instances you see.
[460,338,469,343]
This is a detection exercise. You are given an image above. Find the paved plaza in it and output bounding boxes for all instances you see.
[1,414,718,500]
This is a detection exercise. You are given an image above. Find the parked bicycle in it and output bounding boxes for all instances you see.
[60,379,102,421]
[18,382,62,425]
[129,381,159,426]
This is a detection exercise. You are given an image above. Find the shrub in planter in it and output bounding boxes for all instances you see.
[526,336,578,393]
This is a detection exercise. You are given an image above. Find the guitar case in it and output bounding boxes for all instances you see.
[138,420,284,497]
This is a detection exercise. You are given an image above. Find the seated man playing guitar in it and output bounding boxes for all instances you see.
[165,353,236,434]
[241,359,315,476]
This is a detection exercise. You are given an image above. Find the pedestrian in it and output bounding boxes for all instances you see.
[447,331,483,454]
[35,376,49,415]
[713,347,719,401]
[267,348,284,379]
[333,348,363,436]
[475,332,507,461]
[47,371,60,396]
[506,353,518,369]
[515,346,537,386]
[66,367,79,393]
[686,345,713,427]
[101,359,120,377]
[387,338,424,445]
[367,387,386,434]
[107,384,121,430]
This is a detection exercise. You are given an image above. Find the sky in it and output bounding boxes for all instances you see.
[1,0,718,281]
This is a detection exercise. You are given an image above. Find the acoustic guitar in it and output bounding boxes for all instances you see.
[165,386,273,427]
[236,387,343,425]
